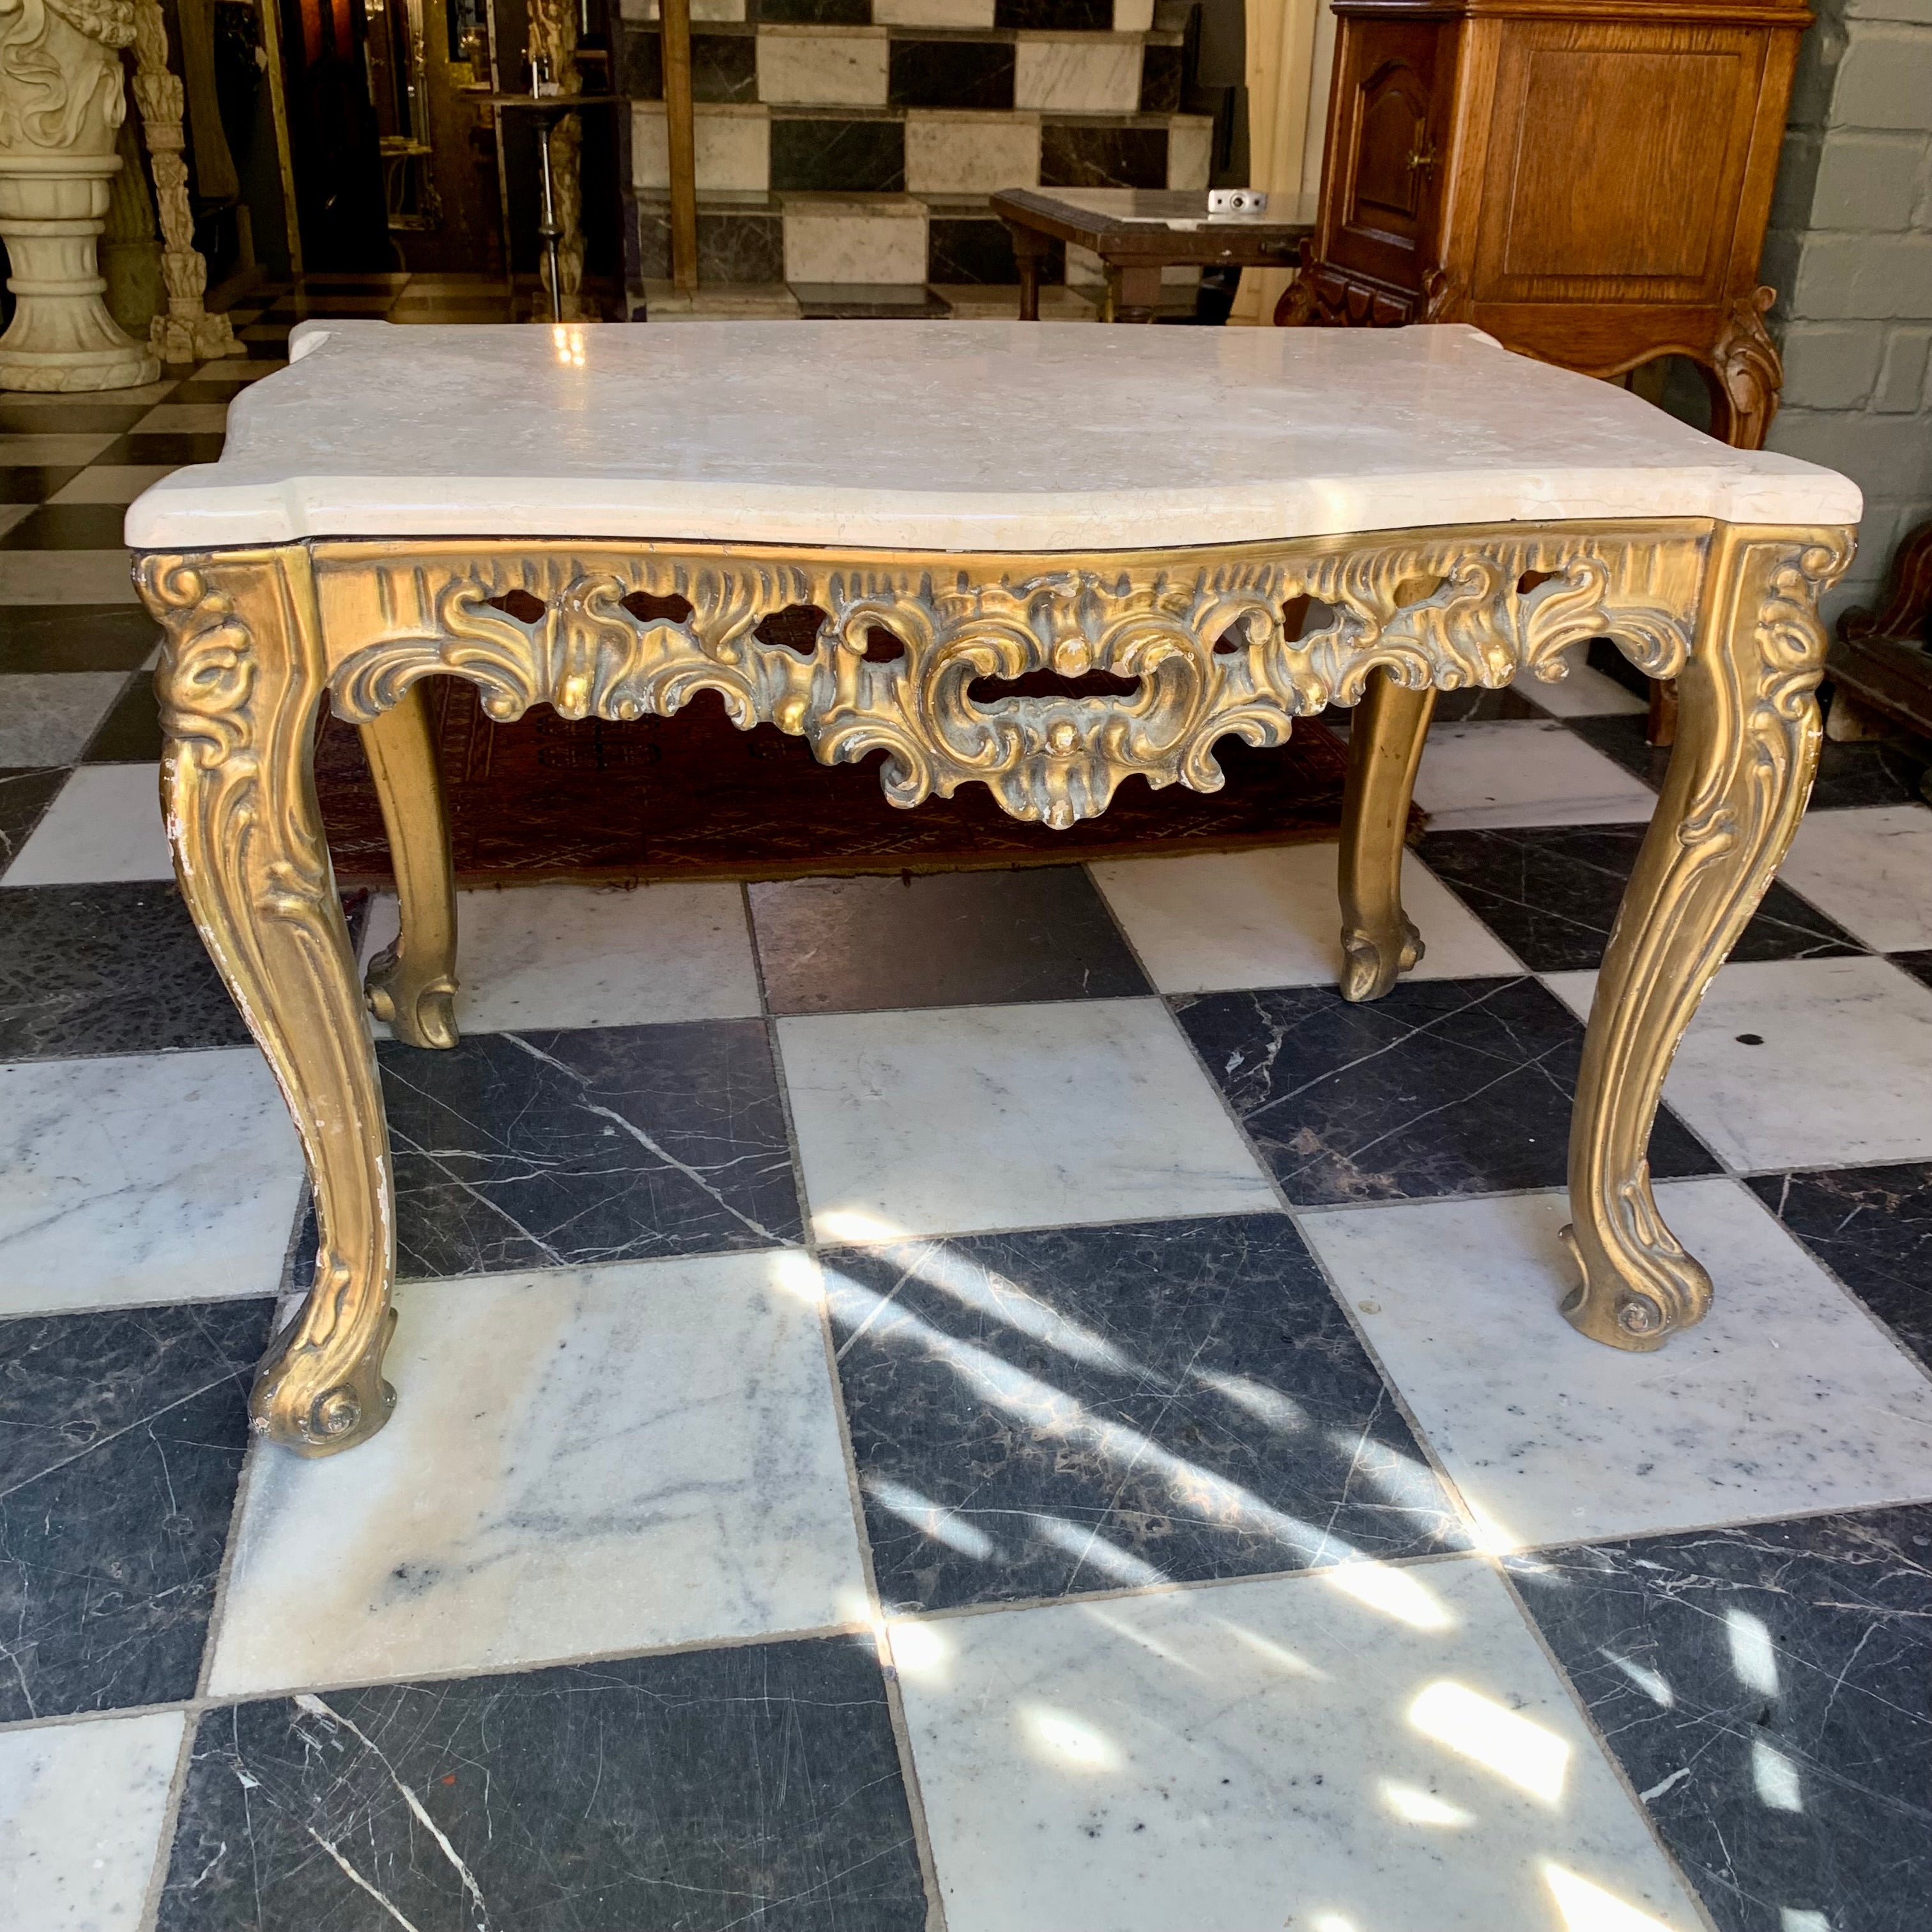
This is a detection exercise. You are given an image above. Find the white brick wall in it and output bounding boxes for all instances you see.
[1765,0,1932,617]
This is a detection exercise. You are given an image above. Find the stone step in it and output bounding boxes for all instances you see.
[620,22,1184,116]
[620,0,1163,30]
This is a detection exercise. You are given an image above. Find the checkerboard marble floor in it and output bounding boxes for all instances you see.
[4,317,1932,1932]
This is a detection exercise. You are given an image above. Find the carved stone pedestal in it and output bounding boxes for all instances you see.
[0,0,160,392]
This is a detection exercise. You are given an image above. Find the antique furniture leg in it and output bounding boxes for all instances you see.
[1561,526,1846,1347]
[142,548,399,1454]
[1011,224,1044,321]
[1337,670,1436,1001]
[1106,262,1164,324]
[358,681,459,1050]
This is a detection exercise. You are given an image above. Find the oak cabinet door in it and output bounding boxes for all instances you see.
[1326,20,1448,295]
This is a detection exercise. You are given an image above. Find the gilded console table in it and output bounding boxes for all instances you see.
[126,319,1858,1455]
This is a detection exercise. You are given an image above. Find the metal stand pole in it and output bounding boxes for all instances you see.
[535,115,565,325]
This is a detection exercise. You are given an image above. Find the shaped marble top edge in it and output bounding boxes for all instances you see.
[125,319,1862,550]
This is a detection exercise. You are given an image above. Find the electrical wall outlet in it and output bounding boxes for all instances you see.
[1208,189,1268,214]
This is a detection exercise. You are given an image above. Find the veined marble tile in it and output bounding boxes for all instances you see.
[756,27,889,105]
[631,102,770,190]
[778,996,1276,1239]
[359,880,760,1034]
[0,1050,303,1316]
[1512,1503,1932,1932]
[0,1712,186,1932]
[620,0,746,17]
[1545,954,1932,1172]
[47,463,179,505]
[0,551,142,605]
[1014,36,1142,112]
[3,762,172,884]
[1299,1179,1932,1550]
[875,0,993,20]
[1413,719,1659,829]
[1167,113,1212,189]
[0,431,116,465]
[1517,654,1647,717]
[208,1252,864,1693]
[905,111,1041,194]
[895,1559,1705,1932]
[0,766,66,877]
[1091,843,1521,994]
[0,670,125,763]
[784,197,928,283]
[1777,802,1932,952]
[1114,0,1154,26]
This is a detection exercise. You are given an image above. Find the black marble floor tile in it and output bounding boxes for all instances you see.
[0,602,160,674]
[1139,42,1184,112]
[1745,1162,1932,1369]
[625,23,758,100]
[1512,1505,1932,1932]
[1569,710,1932,809]
[1430,684,1547,722]
[792,284,952,318]
[0,501,134,550]
[80,668,162,763]
[637,206,786,283]
[756,0,870,18]
[825,1214,1469,1612]
[1041,123,1168,189]
[159,1636,928,1932]
[997,0,1109,22]
[751,865,1149,1013]
[1417,826,1867,973]
[0,1298,270,1722]
[380,1019,804,1279]
[0,765,66,875]
[770,117,906,192]
[1894,948,1932,994]
[0,879,247,1059]
[95,432,227,466]
[0,463,86,503]
[928,215,1020,283]
[888,38,1016,110]
[0,399,154,435]
[1172,975,1719,1205]
[164,379,247,405]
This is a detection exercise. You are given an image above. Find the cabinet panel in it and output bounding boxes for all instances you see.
[1327,20,1448,295]
[1472,25,1767,306]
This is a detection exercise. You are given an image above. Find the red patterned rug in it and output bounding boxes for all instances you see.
[315,676,1363,887]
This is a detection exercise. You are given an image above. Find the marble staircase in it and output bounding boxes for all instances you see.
[616,0,1216,317]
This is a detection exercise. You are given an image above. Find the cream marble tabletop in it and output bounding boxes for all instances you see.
[125,319,1861,554]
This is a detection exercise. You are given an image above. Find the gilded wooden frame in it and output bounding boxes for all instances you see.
[136,518,1851,1454]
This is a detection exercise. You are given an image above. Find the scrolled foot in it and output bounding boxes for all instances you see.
[365,942,459,1050]
[1557,1186,1712,1353]
[251,1302,399,1455]
[1339,921,1425,1002]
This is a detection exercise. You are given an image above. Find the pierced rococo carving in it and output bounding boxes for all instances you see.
[316,525,1704,831]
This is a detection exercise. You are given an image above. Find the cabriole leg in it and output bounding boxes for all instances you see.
[1561,526,1850,1347]
[1337,670,1437,1002]
[141,548,399,1455]
[359,682,459,1050]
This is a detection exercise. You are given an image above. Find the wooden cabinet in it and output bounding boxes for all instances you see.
[1280,0,1809,449]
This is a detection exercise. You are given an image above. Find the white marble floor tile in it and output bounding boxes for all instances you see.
[0,551,142,605]
[1091,843,1521,993]
[0,1049,305,1317]
[0,432,116,465]
[0,671,125,763]
[1414,720,1659,829]
[894,1560,1703,1932]
[1013,38,1142,113]
[1299,1179,1932,1551]
[1517,656,1648,718]
[3,763,172,884]
[0,1712,185,1932]
[779,997,1276,1241]
[1545,955,1932,1171]
[47,464,179,505]
[358,880,760,1034]
[1777,802,1932,952]
[756,27,889,106]
[208,1251,865,1693]
[130,402,229,433]
[0,503,30,537]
